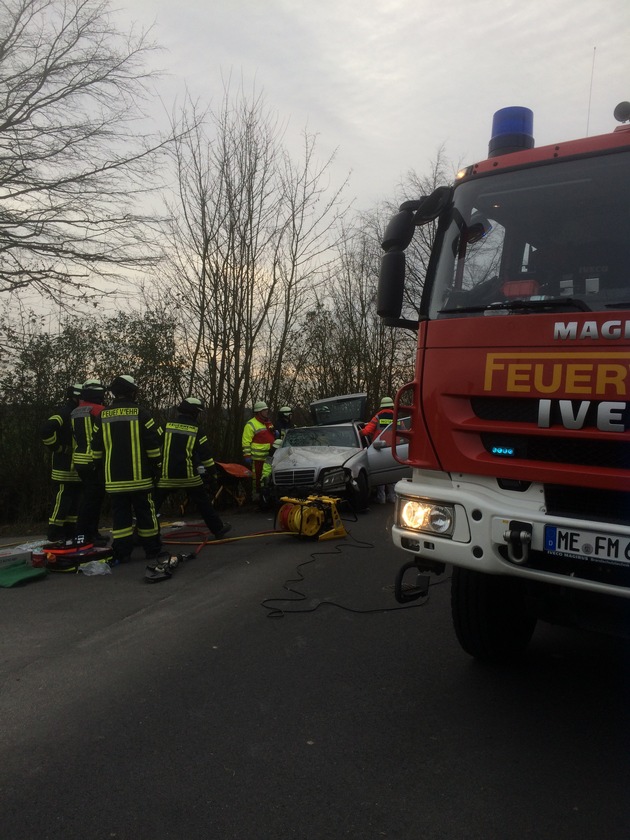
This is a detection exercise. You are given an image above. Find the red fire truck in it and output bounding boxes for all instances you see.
[378,102,630,661]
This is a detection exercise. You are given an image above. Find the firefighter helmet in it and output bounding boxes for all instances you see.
[81,378,106,404]
[109,375,138,397]
[253,401,268,413]
[379,396,394,408]
[178,397,205,415]
[82,378,104,390]
[279,405,292,414]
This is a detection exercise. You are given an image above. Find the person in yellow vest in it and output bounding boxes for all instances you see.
[242,400,276,500]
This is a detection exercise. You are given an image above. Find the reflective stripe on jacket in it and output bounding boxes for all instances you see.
[71,402,104,466]
[242,416,275,460]
[157,415,216,489]
[362,407,395,439]
[90,400,162,493]
[41,400,80,482]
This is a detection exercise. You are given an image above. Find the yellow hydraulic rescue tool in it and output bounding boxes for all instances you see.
[275,495,347,541]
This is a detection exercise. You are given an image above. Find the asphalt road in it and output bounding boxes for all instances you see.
[1,504,630,840]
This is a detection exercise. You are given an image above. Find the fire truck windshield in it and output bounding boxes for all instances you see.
[428,150,629,319]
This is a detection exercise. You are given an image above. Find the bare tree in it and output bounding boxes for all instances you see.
[157,84,347,456]
[0,0,170,303]
[292,216,415,414]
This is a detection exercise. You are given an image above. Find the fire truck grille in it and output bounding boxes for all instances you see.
[472,396,537,423]
[273,469,317,487]
[544,484,630,526]
[480,432,630,471]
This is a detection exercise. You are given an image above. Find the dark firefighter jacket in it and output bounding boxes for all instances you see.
[90,399,162,493]
[362,407,395,439]
[71,401,105,468]
[41,399,80,483]
[156,414,217,490]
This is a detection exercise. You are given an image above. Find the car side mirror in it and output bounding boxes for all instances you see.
[372,439,387,450]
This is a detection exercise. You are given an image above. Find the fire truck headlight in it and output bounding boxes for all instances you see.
[399,500,454,536]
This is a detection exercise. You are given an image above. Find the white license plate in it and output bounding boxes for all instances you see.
[544,525,630,566]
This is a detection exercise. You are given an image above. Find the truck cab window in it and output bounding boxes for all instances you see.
[429,151,629,318]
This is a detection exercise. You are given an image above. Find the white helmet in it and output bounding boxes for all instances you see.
[379,396,394,408]
[254,401,268,412]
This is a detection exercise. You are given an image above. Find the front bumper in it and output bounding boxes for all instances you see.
[392,472,630,598]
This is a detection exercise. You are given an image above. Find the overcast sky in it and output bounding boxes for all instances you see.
[123,0,629,210]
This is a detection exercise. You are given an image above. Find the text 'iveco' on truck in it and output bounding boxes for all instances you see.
[378,101,630,662]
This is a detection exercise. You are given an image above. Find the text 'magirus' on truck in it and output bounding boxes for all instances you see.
[379,101,630,662]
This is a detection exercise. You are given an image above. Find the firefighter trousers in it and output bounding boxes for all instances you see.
[154,485,224,535]
[75,466,106,542]
[47,481,82,542]
[108,490,161,562]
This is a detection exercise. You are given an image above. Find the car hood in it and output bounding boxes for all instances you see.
[273,446,359,469]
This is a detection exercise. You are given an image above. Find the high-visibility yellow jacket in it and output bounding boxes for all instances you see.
[90,399,162,493]
[242,415,276,460]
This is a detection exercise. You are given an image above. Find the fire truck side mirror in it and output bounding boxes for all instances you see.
[381,209,416,252]
[412,186,453,225]
[378,208,416,321]
[377,250,405,318]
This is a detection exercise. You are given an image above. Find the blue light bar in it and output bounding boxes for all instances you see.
[488,106,534,158]
[491,445,516,457]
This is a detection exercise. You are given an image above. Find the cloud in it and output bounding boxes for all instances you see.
[123,0,630,207]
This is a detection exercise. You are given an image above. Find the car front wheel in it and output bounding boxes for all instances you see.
[349,471,370,512]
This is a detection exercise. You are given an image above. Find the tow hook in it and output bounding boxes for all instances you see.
[503,520,533,565]
[394,560,431,603]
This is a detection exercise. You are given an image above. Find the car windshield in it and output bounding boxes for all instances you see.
[283,426,360,448]
[427,150,630,318]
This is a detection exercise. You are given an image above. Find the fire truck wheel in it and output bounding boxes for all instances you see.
[451,567,537,663]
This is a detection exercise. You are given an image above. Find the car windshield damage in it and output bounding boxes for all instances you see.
[428,151,629,319]
[283,426,360,449]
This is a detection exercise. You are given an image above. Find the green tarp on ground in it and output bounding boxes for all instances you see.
[0,563,47,587]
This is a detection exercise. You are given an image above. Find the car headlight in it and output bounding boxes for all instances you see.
[399,499,454,536]
[320,467,347,489]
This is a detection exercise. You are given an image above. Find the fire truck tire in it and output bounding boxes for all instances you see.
[350,471,370,512]
[451,567,537,662]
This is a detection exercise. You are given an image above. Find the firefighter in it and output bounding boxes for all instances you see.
[242,400,276,500]
[276,405,294,438]
[71,379,108,546]
[90,375,163,564]
[41,384,83,543]
[362,396,396,503]
[154,397,231,540]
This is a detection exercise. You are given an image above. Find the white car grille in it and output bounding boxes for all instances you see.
[274,468,317,486]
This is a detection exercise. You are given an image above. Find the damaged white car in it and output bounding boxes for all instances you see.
[270,420,410,510]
